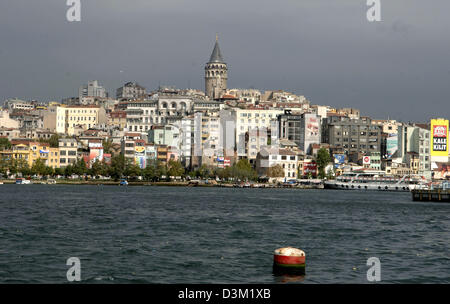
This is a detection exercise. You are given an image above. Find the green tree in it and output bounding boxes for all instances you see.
[232,159,257,181]
[109,154,126,180]
[64,164,74,177]
[44,166,54,177]
[73,159,87,176]
[0,157,7,176]
[125,162,142,178]
[39,135,60,148]
[167,160,185,177]
[316,148,332,179]
[0,138,11,150]
[196,164,212,179]
[31,158,47,176]
[54,167,65,176]
[90,160,107,177]
[267,164,285,178]
[102,138,113,154]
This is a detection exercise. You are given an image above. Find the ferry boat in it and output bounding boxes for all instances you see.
[324,171,427,192]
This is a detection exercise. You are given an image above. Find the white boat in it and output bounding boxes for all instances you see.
[15,178,32,185]
[324,171,428,192]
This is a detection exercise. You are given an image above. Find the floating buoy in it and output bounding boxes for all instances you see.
[273,247,306,275]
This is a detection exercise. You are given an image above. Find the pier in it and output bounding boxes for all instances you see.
[411,189,450,202]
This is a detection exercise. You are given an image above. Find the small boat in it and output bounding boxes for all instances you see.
[119,179,128,186]
[15,178,32,185]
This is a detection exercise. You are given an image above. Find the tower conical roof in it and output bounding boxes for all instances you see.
[209,36,225,63]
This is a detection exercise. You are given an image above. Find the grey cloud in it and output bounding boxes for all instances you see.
[0,0,449,122]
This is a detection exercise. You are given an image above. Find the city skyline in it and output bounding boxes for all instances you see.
[1,0,450,122]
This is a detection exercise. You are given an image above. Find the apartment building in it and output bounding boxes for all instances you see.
[58,138,78,168]
[323,116,382,157]
[256,147,299,181]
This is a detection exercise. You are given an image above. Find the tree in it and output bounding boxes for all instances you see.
[109,154,126,180]
[167,160,185,177]
[102,138,113,154]
[73,159,87,176]
[90,160,107,177]
[11,158,31,176]
[0,138,11,150]
[267,164,285,178]
[232,159,257,181]
[64,164,74,177]
[316,148,332,179]
[125,162,142,178]
[0,157,8,176]
[194,164,212,179]
[54,167,65,176]
[44,166,54,177]
[31,158,47,176]
[39,134,60,148]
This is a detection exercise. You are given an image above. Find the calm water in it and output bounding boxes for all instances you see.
[0,184,449,284]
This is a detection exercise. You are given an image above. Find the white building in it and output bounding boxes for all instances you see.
[221,108,283,158]
[0,110,19,128]
[79,80,107,100]
[256,147,299,181]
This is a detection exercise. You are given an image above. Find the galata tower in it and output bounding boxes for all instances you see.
[205,34,228,100]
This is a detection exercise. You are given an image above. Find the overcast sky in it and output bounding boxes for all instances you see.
[0,0,449,122]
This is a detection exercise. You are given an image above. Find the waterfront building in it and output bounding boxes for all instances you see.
[221,108,283,158]
[323,116,382,159]
[397,123,431,178]
[246,127,269,164]
[121,132,143,162]
[256,147,298,181]
[148,125,180,147]
[0,141,61,169]
[58,138,78,168]
[278,111,321,155]
[0,140,31,165]
[156,145,168,165]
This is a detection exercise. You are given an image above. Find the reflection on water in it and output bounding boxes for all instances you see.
[273,274,306,283]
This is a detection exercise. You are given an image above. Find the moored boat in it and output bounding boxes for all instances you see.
[15,178,32,185]
[324,171,428,192]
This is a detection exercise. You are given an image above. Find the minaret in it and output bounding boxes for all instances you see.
[205,34,228,100]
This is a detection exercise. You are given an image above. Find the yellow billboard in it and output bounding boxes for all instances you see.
[430,119,449,157]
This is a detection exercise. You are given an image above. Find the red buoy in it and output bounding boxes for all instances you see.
[273,247,306,275]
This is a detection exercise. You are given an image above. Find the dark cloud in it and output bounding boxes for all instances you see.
[0,0,449,122]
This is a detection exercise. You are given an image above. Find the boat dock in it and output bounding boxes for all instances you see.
[411,189,450,202]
